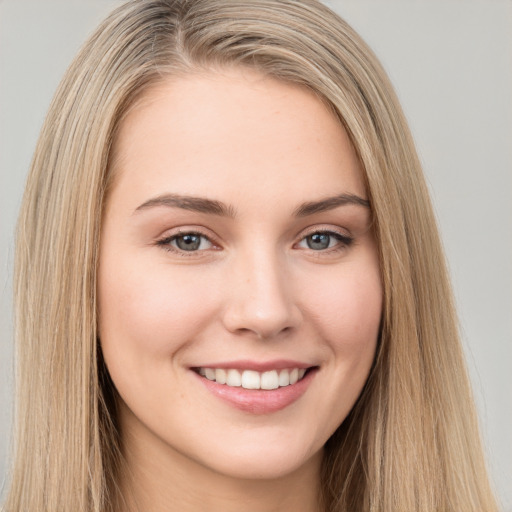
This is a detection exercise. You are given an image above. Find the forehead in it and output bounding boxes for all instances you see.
[109,68,366,210]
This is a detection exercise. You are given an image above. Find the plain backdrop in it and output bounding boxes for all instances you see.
[1,0,511,509]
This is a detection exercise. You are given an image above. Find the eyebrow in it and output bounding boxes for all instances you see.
[293,193,370,216]
[134,193,236,217]
[133,192,370,217]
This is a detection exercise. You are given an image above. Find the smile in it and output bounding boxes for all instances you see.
[197,367,307,390]
[192,361,318,414]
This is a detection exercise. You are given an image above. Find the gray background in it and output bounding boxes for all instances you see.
[1,0,511,509]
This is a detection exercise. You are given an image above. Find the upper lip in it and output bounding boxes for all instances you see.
[191,359,316,372]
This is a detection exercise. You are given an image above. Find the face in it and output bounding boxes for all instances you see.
[98,68,382,482]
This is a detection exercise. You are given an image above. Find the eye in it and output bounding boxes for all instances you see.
[297,230,353,251]
[158,232,214,252]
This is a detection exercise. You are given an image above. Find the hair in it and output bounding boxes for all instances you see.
[5,1,498,511]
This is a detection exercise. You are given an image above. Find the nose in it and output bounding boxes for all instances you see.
[221,247,302,339]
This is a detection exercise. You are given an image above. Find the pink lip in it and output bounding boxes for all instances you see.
[192,366,318,414]
[192,359,312,372]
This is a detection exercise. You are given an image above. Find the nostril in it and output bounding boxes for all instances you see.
[221,264,303,338]
[222,309,302,340]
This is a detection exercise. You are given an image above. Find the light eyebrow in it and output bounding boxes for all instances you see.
[134,193,236,217]
[294,193,370,217]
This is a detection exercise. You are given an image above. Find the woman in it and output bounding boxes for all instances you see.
[4,0,498,511]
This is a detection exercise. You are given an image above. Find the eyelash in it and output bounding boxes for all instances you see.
[296,229,354,253]
[155,228,354,256]
[156,230,217,256]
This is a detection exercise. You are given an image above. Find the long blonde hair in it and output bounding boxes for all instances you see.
[6,1,497,511]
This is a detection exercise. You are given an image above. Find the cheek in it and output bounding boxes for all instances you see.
[97,253,217,361]
[305,263,382,352]
[308,263,382,425]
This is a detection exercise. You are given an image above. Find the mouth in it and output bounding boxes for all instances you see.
[191,363,318,414]
[194,367,309,390]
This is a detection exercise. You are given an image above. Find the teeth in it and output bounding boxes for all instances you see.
[215,368,227,384]
[261,370,279,390]
[204,368,216,381]
[241,370,260,389]
[278,369,290,387]
[226,369,241,387]
[197,367,309,390]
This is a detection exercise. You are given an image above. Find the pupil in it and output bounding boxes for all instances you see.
[307,233,330,250]
[177,234,200,251]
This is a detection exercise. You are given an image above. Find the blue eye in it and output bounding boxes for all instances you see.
[158,233,213,252]
[298,231,353,251]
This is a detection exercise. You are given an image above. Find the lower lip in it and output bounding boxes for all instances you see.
[193,369,317,414]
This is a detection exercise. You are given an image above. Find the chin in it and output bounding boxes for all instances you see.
[190,432,324,481]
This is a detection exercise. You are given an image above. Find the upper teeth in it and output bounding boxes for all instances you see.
[198,368,307,390]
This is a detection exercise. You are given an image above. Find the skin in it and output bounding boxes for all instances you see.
[98,68,382,512]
